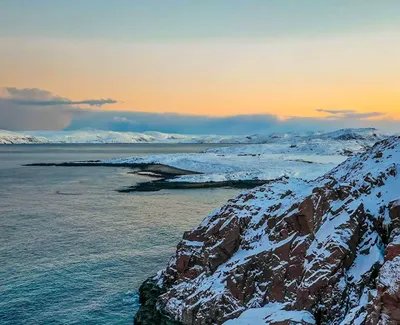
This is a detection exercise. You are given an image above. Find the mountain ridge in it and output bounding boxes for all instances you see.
[0,128,392,145]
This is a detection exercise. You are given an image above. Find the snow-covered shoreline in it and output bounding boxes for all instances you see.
[101,128,392,184]
[105,152,345,184]
[20,128,397,187]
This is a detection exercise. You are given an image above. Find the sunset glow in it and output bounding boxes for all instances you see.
[1,1,399,131]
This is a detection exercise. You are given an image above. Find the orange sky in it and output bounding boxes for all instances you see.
[1,31,399,120]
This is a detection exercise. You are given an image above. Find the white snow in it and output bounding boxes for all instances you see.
[72,128,394,183]
[339,289,370,325]
[105,152,344,183]
[393,199,400,208]
[0,130,48,144]
[0,129,242,144]
[0,127,394,145]
[223,302,315,324]
[379,256,400,295]
[2,129,395,186]
[348,231,384,283]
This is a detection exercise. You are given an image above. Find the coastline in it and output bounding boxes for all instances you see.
[118,179,269,192]
[24,162,272,191]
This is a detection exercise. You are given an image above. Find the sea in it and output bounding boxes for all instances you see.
[0,144,240,325]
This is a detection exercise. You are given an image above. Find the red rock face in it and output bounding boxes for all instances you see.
[148,137,400,325]
[364,203,400,325]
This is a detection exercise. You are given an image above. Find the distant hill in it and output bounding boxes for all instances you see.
[0,128,394,145]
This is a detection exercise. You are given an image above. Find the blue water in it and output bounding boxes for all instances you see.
[0,144,239,325]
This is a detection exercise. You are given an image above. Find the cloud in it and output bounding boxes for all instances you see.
[0,87,398,134]
[316,108,386,119]
[0,87,117,130]
[341,111,385,119]
[6,98,118,107]
[65,110,399,135]
[316,109,355,115]
[3,87,117,107]
[65,111,280,135]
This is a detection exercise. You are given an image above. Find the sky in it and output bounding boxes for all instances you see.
[0,1,399,133]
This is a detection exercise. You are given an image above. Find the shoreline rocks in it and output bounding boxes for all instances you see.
[134,279,182,325]
[118,179,269,192]
[25,162,269,192]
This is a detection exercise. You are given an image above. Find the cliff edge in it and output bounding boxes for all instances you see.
[135,136,400,325]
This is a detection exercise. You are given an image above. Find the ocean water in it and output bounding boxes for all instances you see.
[0,144,240,325]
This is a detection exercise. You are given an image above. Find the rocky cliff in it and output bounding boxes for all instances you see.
[135,136,400,325]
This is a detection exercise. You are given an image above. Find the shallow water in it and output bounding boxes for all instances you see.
[0,144,240,325]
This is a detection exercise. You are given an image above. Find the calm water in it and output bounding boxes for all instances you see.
[0,144,239,325]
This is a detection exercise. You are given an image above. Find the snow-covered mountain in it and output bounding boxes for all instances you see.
[0,130,48,144]
[135,136,400,324]
[0,128,393,145]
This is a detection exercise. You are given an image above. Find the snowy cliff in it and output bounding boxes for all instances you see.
[135,136,400,325]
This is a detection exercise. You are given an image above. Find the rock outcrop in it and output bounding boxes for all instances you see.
[135,136,400,325]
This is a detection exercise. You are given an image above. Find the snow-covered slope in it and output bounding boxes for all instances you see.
[0,129,270,144]
[0,128,393,145]
[0,130,233,144]
[99,128,390,183]
[135,136,400,325]
[0,130,48,144]
[104,152,345,183]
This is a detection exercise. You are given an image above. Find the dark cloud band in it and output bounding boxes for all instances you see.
[0,87,397,133]
[0,87,117,130]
